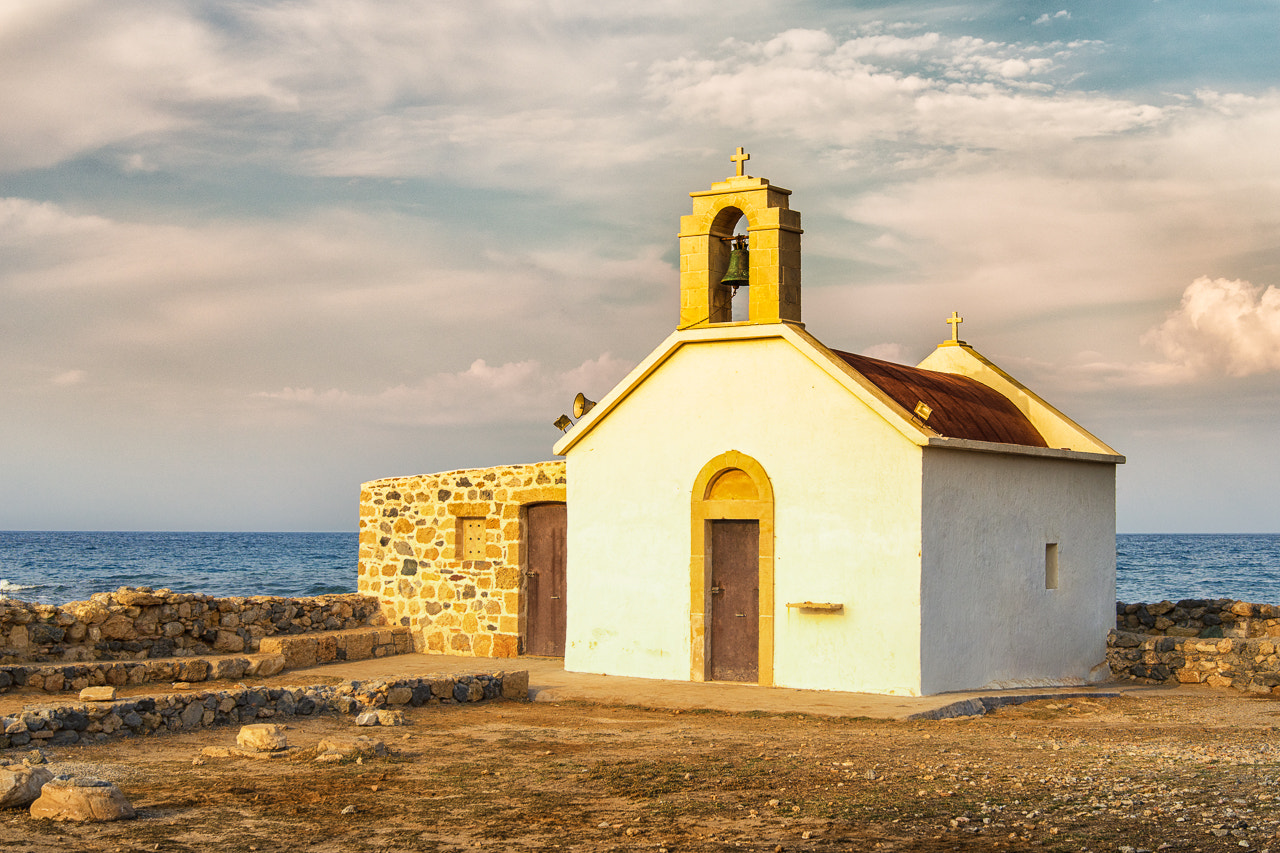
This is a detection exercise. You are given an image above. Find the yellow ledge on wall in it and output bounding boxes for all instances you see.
[786,602,844,612]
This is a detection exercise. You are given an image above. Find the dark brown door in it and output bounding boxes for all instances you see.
[710,520,759,682]
[526,503,567,656]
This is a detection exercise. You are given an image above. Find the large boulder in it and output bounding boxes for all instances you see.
[236,724,288,752]
[29,778,135,822]
[0,765,53,808]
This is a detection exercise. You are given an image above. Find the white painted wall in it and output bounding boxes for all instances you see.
[564,333,927,694]
[918,448,1117,694]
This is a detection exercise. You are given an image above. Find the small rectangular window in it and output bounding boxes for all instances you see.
[460,517,486,560]
[1045,543,1059,590]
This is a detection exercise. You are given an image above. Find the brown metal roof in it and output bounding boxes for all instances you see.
[832,349,1048,448]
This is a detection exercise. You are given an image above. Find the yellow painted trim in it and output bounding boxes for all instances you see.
[916,342,1124,458]
[554,323,937,457]
[689,451,775,686]
[554,322,1113,466]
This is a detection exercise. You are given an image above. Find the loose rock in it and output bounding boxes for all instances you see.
[29,778,135,822]
[237,724,288,752]
[0,764,53,808]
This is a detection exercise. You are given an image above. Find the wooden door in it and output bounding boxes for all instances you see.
[525,503,567,656]
[710,520,759,682]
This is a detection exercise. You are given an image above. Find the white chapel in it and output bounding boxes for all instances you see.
[551,151,1125,696]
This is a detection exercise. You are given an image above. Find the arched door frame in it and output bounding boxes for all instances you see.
[690,450,775,684]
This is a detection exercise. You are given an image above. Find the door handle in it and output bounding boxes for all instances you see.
[710,586,723,595]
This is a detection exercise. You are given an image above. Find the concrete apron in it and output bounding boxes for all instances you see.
[285,653,1148,721]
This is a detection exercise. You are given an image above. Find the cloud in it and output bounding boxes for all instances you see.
[254,353,632,428]
[647,27,1158,153]
[1018,277,1280,391]
[1034,11,1071,25]
[1142,277,1280,378]
[0,1,296,170]
[51,369,87,386]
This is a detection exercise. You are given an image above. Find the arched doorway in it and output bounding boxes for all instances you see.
[690,451,774,684]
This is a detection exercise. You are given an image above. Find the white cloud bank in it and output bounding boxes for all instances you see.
[1045,277,1280,390]
[1143,276,1280,379]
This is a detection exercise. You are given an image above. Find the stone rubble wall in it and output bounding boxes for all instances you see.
[359,461,566,658]
[1115,599,1280,639]
[1107,630,1280,694]
[0,670,529,750]
[1,627,412,696]
[0,588,384,665]
[258,627,410,669]
[1109,599,1280,693]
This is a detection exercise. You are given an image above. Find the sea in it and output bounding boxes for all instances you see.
[0,531,1278,608]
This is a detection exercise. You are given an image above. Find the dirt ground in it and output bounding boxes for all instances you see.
[7,689,1280,852]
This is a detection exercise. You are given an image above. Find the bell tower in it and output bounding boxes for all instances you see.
[677,148,803,329]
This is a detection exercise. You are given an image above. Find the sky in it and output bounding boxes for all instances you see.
[2,1,1279,533]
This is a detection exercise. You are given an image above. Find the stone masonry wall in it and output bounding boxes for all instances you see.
[359,461,566,658]
[1109,599,1280,694]
[0,670,528,750]
[3,627,412,696]
[0,588,383,665]
[1115,599,1280,639]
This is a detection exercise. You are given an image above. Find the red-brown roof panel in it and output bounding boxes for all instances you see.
[832,350,1048,448]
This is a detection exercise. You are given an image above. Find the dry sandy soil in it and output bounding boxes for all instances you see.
[6,689,1280,852]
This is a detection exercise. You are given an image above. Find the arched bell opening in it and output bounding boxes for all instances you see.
[677,159,801,330]
[708,206,751,324]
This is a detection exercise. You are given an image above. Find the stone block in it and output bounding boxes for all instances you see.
[213,630,245,653]
[491,634,519,657]
[376,710,406,726]
[237,724,288,752]
[500,670,529,701]
[385,687,413,705]
[343,631,375,660]
[262,636,317,670]
[29,778,135,822]
[316,736,386,759]
[211,657,249,681]
[99,614,134,641]
[179,701,204,729]
[176,660,211,683]
[0,765,52,808]
[317,635,338,663]
[79,687,116,702]
[246,654,285,678]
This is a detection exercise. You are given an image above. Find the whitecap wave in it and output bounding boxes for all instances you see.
[0,579,38,593]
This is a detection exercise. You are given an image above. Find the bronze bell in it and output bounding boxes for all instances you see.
[721,236,749,288]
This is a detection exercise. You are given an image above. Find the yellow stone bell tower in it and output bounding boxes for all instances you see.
[677,148,803,329]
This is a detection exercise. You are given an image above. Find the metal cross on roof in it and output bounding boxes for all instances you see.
[730,147,749,177]
[946,311,964,342]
